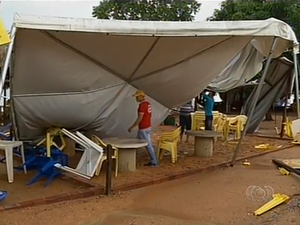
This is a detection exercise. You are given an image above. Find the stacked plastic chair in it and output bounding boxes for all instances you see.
[157,127,181,163]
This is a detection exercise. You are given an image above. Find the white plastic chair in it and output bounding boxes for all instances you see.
[0,141,27,183]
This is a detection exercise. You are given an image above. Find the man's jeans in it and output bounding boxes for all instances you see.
[138,128,158,165]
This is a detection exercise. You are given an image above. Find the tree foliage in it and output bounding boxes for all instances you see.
[92,0,201,21]
[208,0,300,38]
[209,0,300,78]
[209,0,300,117]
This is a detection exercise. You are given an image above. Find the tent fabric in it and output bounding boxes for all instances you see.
[243,57,294,133]
[208,43,264,92]
[9,14,299,140]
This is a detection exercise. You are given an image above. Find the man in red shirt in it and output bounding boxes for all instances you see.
[128,90,158,167]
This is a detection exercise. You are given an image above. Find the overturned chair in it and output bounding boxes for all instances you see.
[92,135,118,177]
[54,129,104,179]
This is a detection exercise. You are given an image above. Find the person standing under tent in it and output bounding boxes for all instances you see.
[179,101,193,143]
[203,91,215,130]
[128,90,158,167]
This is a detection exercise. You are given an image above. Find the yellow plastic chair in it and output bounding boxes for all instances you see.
[157,127,181,163]
[225,115,248,140]
[36,127,66,157]
[194,111,220,131]
[212,112,220,132]
[213,113,223,132]
[92,135,118,177]
[214,113,227,136]
[194,113,205,131]
[285,118,293,138]
[275,117,293,138]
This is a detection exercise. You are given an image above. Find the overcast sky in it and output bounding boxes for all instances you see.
[0,0,222,29]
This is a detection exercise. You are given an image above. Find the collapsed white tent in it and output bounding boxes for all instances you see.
[2,13,298,140]
[244,57,294,133]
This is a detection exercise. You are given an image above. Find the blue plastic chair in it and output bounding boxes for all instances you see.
[27,157,62,187]
[24,147,69,187]
[0,191,7,202]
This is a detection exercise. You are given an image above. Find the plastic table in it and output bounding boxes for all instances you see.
[103,138,148,172]
[0,140,27,183]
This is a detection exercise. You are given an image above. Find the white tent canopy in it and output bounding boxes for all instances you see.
[3,14,298,140]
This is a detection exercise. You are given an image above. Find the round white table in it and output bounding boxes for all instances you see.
[102,138,148,172]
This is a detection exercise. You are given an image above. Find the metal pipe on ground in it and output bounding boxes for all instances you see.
[272,159,300,177]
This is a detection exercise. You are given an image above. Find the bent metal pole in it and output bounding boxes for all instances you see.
[293,52,300,118]
[230,37,277,166]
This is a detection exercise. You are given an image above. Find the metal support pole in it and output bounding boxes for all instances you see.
[194,96,199,112]
[280,93,288,138]
[105,144,113,196]
[290,70,295,94]
[0,26,16,97]
[293,52,300,118]
[230,37,277,166]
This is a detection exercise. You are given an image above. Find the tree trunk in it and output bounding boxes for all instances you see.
[264,107,273,121]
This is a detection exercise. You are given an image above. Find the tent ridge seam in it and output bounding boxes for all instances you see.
[130,36,234,83]
[128,36,160,82]
[41,30,129,82]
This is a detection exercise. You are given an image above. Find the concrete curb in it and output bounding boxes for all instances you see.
[0,144,293,211]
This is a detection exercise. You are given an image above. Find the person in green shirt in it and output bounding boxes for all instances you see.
[203,91,215,130]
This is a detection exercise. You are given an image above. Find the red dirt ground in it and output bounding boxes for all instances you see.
[0,117,298,225]
[1,146,299,225]
[0,132,289,204]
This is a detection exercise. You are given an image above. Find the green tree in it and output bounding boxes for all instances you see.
[208,0,300,38]
[92,0,201,21]
[209,0,300,120]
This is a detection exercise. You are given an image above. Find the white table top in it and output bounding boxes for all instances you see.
[0,140,23,148]
[103,138,148,149]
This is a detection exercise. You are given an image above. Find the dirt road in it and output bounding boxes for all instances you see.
[1,147,300,225]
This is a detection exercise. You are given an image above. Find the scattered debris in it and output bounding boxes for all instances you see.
[254,143,282,150]
[254,193,290,216]
[255,144,270,149]
[291,132,300,144]
[242,159,250,166]
[278,167,290,175]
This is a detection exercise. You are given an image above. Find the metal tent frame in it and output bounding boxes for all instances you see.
[230,37,300,166]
